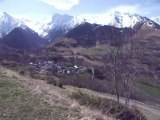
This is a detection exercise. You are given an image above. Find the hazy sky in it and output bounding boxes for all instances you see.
[0,0,160,20]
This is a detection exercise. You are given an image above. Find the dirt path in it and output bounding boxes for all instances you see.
[71,87,160,120]
[0,66,112,120]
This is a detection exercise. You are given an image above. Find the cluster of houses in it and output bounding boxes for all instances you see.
[29,60,88,75]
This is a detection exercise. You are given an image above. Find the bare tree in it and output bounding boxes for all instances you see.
[121,39,135,108]
[106,28,136,108]
[106,29,125,107]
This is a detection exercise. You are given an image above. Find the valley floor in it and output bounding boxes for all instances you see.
[0,66,160,120]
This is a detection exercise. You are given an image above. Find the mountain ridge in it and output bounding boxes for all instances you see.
[41,11,160,41]
[1,11,160,40]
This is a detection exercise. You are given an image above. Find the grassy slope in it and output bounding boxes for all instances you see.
[0,74,79,120]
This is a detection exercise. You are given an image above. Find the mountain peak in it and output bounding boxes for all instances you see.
[108,11,121,15]
[0,11,12,19]
[52,13,72,18]
[2,11,9,16]
[51,13,73,24]
[0,12,24,38]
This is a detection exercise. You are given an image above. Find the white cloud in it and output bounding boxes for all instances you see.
[39,0,79,11]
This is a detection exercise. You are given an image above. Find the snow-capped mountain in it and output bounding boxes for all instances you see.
[0,12,25,38]
[40,14,74,37]
[39,11,160,40]
[75,11,158,28]
[0,11,160,40]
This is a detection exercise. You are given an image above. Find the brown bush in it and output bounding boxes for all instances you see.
[19,70,25,76]
[47,77,63,88]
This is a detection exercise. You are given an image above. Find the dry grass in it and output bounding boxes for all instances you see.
[0,74,79,120]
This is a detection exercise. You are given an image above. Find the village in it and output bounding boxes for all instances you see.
[29,60,91,76]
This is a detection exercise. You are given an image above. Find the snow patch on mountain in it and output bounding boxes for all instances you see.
[151,17,160,25]
[20,18,45,36]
